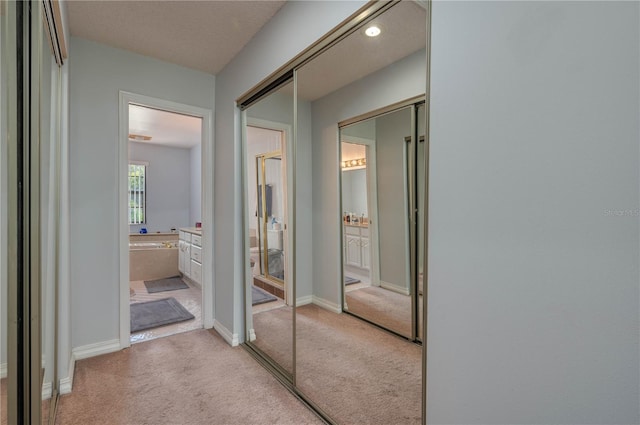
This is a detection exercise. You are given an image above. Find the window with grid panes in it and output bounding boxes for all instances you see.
[128,163,146,224]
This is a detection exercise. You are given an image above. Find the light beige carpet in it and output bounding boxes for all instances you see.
[251,305,294,374]
[345,286,413,337]
[54,329,322,425]
[296,305,422,424]
[238,304,422,424]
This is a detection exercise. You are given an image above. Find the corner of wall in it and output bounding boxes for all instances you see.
[59,352,75,395]
[213,319,239,347]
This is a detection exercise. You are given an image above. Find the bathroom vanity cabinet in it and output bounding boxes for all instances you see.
[344,224,369,271]
[179,228,202,285]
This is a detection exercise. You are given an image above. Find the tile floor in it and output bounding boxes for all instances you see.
[129,276,202,343]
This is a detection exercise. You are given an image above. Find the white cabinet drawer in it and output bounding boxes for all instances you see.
[360,227,369,237]
[190,245,202,262]
[191,234,202,247]
[345,225,360,236]
[179,231,191,243]
[190,260,202,284]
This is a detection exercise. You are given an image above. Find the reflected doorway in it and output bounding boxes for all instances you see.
[247,126,289,304]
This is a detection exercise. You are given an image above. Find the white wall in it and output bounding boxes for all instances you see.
[427,2,639,423]
[310,49,426,304]
[214,0,366,339]
[189,144,201,226]
[128,141,191,233]
[69,37,215,349]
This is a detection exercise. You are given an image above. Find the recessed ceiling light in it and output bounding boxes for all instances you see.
[365,25,381,37]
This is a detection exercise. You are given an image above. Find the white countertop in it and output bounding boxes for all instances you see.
[180,227,202,236]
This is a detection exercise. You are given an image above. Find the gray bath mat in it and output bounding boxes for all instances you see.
[130,298,194,333]
[144,276,188,293]
[252,286,277,306]
[344,276,360,285]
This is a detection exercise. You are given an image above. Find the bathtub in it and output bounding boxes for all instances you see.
[129,234,179,281]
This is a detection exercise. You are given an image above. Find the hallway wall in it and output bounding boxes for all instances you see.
[427,2,640,423]
[69,37,215,349]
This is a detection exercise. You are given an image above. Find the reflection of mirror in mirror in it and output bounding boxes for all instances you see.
[341,106,417,339]
[243,80,294,377]
[294,1,426,423]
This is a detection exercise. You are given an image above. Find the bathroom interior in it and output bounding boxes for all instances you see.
[127,104,204,343]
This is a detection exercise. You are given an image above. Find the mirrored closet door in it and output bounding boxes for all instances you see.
[240,1,428,423]
[294,1,427,423]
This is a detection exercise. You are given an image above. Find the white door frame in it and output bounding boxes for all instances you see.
[118,91,214,349]
[341,135,380,288]
[244,117,294,307]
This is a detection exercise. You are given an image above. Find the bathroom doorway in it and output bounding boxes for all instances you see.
[118,92,214,348]
[127,104,203,343]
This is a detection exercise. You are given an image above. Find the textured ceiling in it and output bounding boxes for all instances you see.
[129,104,202,149]
[67,0,286,75]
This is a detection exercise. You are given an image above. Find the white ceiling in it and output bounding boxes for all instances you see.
[129,104,202,149]
[67,0,286,75]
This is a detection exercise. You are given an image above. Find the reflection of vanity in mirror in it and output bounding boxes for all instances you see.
[341,141,371,287]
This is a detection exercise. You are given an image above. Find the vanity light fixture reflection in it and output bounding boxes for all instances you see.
[341,157,366,169]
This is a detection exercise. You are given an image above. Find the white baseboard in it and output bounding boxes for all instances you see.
[60,338,118,395]
[248,328,256,342]
[312,295,342,313]
[59,354,75,395]
[296,295,313,306]
[213,319,239,347]
[0,362,6,379]
[42,382,52,400]
[73,339,121,361]
[380,280,410,296]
